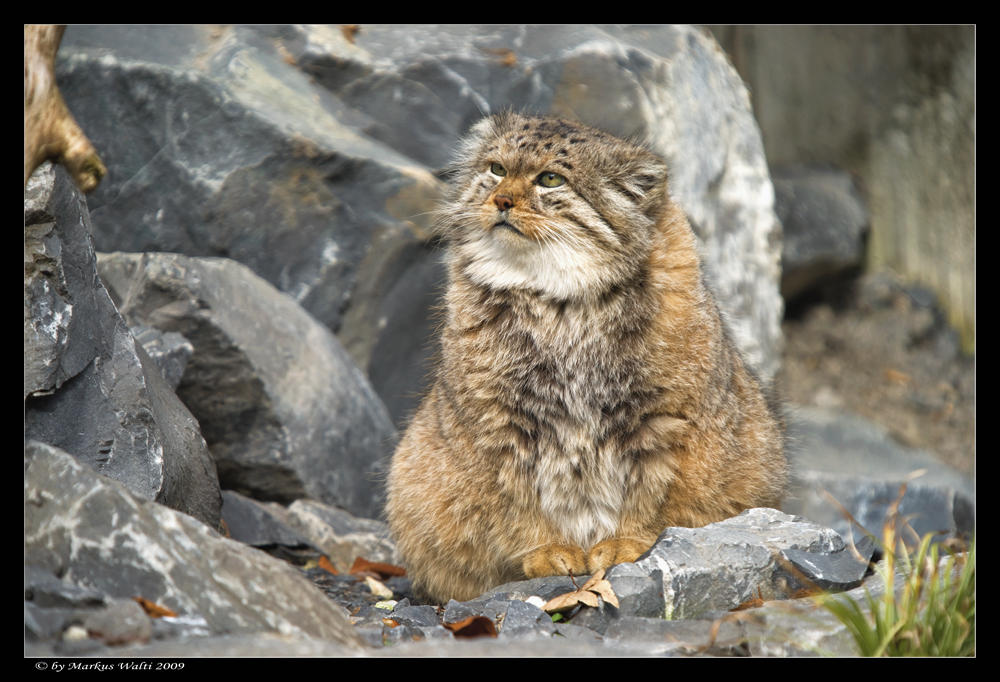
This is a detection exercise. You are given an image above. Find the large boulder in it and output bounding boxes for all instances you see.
[97,251,396,518]
[24,163,221,528]
[57,24,783,426]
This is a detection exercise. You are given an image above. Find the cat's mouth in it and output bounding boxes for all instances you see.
[492,220,524,237]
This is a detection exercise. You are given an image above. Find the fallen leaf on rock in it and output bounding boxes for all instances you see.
[350,557,406,579]
[542,569,619,613]
[318,556,339,575]
[382,618,399,628]
[442,616,498,638]
[133,597,177,618]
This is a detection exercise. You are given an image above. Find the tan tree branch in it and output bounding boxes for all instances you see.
[24,24,106,192]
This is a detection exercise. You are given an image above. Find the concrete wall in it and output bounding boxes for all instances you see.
[705,26,975,352]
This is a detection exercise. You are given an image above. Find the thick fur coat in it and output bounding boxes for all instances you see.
[386,113,786,603]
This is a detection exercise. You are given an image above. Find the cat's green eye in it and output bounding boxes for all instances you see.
[537,172,565,188]
[490,162,507,177]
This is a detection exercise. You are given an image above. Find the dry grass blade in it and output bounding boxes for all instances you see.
[816,474,975,656]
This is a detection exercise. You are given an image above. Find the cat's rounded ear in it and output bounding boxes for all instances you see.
[613,155,670,217]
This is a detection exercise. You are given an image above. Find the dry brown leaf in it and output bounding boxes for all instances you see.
[442,616,498,638]
[542,568,619,612]
[350,557,406,579]
[585,579,620,608]
[382,618,399,628]
[133,597,177,618]
[318,555,339,575]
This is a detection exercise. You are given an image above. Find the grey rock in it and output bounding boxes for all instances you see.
[480,575,580,603]
[372,636,619,657]
[24,164,222,529]
[635,508,844,619]
[604,616,748,656]
[24,565,105,609]
[774,165,868,300]
[479,599,514,624]
[383,623,424,645]
[565,601,615,636]
[337,222,447,428]
[24,440,364,647]
[442,599,480,624]
[780,534,876,591]
[220,490,317,550]
[415,624,456,640]
[784,407,975,543]
[526,563,665,635]
[553,623,604,643]
[58,24,784,434]
[733,561,920,657]
[605,562,666,619]
[97,251,396,518]
[54,634,106,656]
[83,599,154,646]
[355,626,388,648]
[75,634,362,657]
[57,25,444,430]
[498,599,556,637]
[24,602,78,642]
[129,325,194,391]
[386,605,440,629]
[283,499,396,573]
[299,23,784,382]
[741,600,860,657]
[150,614,211,640]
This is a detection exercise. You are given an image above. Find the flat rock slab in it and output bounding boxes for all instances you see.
[785,407,975,543]
[24,440,363,647]
[635,508,845,619]
[284,499,396,573]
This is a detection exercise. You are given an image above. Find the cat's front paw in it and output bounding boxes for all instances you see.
[586,538,652,573]
[522,543,587,578]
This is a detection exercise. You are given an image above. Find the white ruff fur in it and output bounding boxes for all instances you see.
[460,231,607,300]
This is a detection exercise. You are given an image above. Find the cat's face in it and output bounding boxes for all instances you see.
[443,113,669,301]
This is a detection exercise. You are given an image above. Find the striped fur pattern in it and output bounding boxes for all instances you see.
[386,113,786,603]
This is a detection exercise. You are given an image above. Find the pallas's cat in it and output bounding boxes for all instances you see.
[387,113,786,603]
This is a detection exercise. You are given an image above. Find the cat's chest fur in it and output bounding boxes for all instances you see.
[484,296,640,548]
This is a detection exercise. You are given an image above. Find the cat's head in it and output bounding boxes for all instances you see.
[442,112,670,301]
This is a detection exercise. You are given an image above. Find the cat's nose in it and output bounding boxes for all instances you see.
[494,195,514,211]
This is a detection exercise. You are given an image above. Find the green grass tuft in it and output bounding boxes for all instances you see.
[817,473,975,656]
